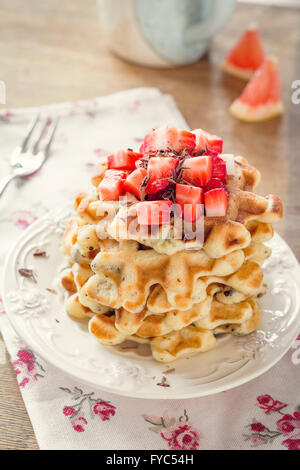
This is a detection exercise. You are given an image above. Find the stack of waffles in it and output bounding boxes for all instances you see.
[60,127,282,362]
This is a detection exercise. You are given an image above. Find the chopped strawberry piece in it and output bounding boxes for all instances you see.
[204,188,229,217]
[146,156,179,195]
[147,188,173,201]
[192,128,223,154]
[176,183,204,223]
[107,150,142,171]
[91,162,107,187]
[103,169,127,179]
[124,168,147,200]
[97,169,127,201]
[182,156,213,187]
[204,178,226,192]
[143,126,196,153]
[98,179,124,201]
[136,201,173,226]
[139,143,145,154]
[211,156,227,183]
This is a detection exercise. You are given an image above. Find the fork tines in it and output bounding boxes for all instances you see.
[22,115,60,156]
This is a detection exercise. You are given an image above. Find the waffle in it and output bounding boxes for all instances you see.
[86,242,246,312]
[145,258,267,313]
[150,327,217,362]
[65,293,95,320]
[60,215,272,361]
[60,147,282,363]
[73,157,282,258]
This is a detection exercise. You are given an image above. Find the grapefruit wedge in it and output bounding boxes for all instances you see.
[230,57,284,122]
[221,25,265,80]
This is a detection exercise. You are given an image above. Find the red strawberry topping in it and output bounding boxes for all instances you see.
[146,157,179,195]
[211,155,227,183]
[97,170,127,201]
[176,183,204,223]
[182,156,213,187]
[192,128,223,154]
[204,178,227,192]
[96,126,230,220]
[124,168,147,200]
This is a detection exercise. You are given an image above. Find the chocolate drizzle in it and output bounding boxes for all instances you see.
[138,148,206,202]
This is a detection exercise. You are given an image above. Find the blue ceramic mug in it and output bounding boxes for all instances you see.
[98,0,236,67]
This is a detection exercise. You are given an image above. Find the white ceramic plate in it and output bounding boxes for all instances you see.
[2,208,300,399]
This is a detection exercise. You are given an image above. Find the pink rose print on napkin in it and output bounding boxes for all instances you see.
[250,436,268,446]
[257,394,287,414]
[142,409,202,450]
[70,100,100,119]
[244,394,300,449]
[277,412,300,436]
[161,424,200,450]
[72,417,88,433]
[93,401,116,421]
[282,439,300,451]
[60,386,116,433]
[12,348,45,388]
[94,148,109,158]
[251,422,265,432]
[128,99,141,114]
[0,111,14,123]
[11,210,38,230]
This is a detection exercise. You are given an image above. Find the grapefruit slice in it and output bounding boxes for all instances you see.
[221,25,265,80]
[230,57,284,122]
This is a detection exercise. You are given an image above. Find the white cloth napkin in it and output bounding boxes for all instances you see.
[1,87,300,451]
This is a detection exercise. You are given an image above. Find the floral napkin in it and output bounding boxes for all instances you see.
[0,87,300,450]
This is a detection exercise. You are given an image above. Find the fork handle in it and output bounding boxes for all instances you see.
[0,174,16,197]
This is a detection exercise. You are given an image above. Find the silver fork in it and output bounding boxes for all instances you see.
[0,115,60,197]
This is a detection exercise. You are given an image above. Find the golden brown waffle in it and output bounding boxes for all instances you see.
[61,262,93,293]
[65,293,95,320]
[149,299,260,363]
[213,299,261,335]
[146,258,266,314]
[89,313,125,345]
[86,241,246,312]
[115,283,260,337]
[88,296,260,362]
[78,285,111,314]
[150,327,216,362]
[73,192,280,258]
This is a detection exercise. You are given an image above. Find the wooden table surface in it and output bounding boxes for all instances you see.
[0,0,299,450]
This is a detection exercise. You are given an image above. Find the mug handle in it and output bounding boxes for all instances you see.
[185,0,236,44]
